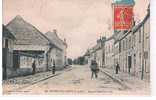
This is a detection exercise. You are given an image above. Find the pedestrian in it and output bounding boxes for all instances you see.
[32,60,36,74]
[115,62,120,74]
[52,60,56,74]
[90,60,99,79]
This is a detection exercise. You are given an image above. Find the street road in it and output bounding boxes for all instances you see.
[13,65,127,95]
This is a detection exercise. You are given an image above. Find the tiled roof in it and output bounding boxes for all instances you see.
[45,31,65,50]
[105,34,115,42]
[132,10,150,33]
[6,15,50,45]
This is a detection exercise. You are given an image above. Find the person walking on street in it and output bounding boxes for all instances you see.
[115,62,120,74]
[32,60,36,75]
[90,60,99,79]
[52,60,56,74]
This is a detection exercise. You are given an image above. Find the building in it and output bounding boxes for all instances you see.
[131,7,150,79]
[83,49,90,64]
[85,1,149,81]
[104,35,115,69]
[87,46,96,66]
[113,31,122,66]
[118,30,133,74]
[45,30,67,70]
[6,15,53,77]
[114,6,150,80]
[94,39,103,67]
[87,37,106,67]
[2,25,16,79]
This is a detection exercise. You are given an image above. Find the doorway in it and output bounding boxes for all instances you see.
[128,56,132,73]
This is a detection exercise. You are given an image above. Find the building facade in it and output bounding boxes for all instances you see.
[6,15,52,77]
[45,30,67,70]
[113,7,150,80]
[104,35,115,69]
[87,6,150,80]
[2,25,16,79]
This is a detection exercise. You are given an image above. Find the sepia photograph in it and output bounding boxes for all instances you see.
[2,0,150,95]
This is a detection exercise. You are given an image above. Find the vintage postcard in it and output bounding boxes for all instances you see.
[2,0,150,95]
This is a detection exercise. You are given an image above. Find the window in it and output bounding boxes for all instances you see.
[134,54,136,67]
[125,39,127,50]
[119,41,121,53]
[134,35,136,47]
[5,39,8,48]
[129,36,131,49]
[123,40,125,50]
[139,29,141,43]
[126,38,128,50]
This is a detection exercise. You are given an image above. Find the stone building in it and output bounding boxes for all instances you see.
[2,25,16,79]
[87,46,97,66]
[87,37,106,67]
[95,39,103,67]
[117,30,133,74]
[83,49,90,64]
[131,8,150,79]
[113,7,150,80]
[113,31,122,66]
[104,35,115,69]
[86,3,149,80]
[6,15,54,77]
[4,15,68,78]
[45,30,67,70]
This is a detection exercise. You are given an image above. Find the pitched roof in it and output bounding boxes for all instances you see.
[6,15,50,45]
[132,9,150,33]
[3,25,15,39]
[45,31,65,50]
[105,33,115,42]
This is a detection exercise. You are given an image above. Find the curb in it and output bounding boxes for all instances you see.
[12,67,73,91]
[15,73,61,90]
[100,68,131,90]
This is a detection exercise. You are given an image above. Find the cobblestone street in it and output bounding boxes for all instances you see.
[3,65,149,95]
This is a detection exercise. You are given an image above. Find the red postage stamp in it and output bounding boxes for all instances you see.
[114,6,134,30]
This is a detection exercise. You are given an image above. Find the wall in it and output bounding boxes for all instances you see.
[104,38,114,68]
[48,47,65,71]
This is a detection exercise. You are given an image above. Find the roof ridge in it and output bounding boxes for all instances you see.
[6,15,24,26]
[45,31,65,44]
[6,15,51,45]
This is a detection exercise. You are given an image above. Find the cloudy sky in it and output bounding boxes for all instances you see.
[3,0,149,59]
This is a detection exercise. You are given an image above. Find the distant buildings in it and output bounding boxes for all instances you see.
[2,15,68,79]
[85,37,106,67]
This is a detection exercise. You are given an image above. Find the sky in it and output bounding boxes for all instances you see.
[3,0,149,59]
